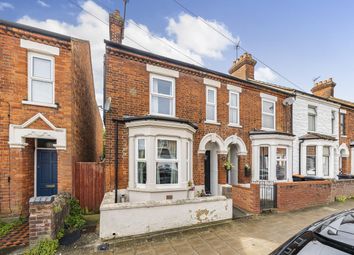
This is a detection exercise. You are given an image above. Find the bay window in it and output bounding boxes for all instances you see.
[306,146,317,175]
[259,146,269,180]
[331,111,336,134]
[276,148,287,180]
[150,74,175,116]
[156,139,178,184]
[323,146,330,177]
[28,52,54,104]
[262,99,275,130]
[206,87,217,122]
[136,138,146,184]
[229,91,240,125]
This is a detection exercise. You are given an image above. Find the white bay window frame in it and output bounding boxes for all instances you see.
[149,74,175,117]
[205,86,217,123]
[135,137,147,187]
[26,52,55,107]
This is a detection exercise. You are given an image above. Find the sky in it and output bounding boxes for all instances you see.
[1,0,354,107]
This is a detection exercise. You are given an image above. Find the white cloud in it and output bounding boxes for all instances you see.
[17,1,237,107]
[17,0,109,106]
[0,2,13,10]
[37,0,50,7]
[255,67,278,83]
[123,20,203,65]
[167,13,238,59]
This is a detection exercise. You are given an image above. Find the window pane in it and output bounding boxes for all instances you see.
[31,80,53,103]
[262,114,274,129]
[156,162,178,184]
[260,147,269,180]
[153,78,172,96]
[229,108,238,124]
[153,96,171,115]
[230,93,237,107]
[276,148,287,180]
[306,146,316,175]
[137,162,146,184]
[137,139,145,159]
[33,57,51,80]
[207,89,215,103]
[263,101,274,114]
[206,104,215,121]
[308,115,316,131]
[157,140,177,159]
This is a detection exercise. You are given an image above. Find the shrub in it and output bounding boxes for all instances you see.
[64,198,86,233]
[336,195,347,202]
[0,217,25,237]
[24,239,58,255]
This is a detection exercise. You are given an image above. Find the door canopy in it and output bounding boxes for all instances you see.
[9,113,66,150]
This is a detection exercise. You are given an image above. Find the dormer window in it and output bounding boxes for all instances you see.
[150,74,175,117]
[28,52,55,105]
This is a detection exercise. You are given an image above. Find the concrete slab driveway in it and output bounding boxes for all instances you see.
[60,200,354,255]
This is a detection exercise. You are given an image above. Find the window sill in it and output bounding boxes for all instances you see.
[128,187,188,193]
[261,127,276,132]
[228,123,242,128]
[204,120,221,126]
[341,135,347,138]
[22,100,58,109]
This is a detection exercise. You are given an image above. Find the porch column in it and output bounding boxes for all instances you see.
[251,145,259,182]
[145,136,155,189]
[269,145,277,181]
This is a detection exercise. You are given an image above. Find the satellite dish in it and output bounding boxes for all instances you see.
[104,97,112,112]
[283,97,296,106]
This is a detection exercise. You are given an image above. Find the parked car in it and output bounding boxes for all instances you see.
[270,209,354,254]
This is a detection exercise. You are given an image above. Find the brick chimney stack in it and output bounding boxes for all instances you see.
[109,10,124,44]
[228,53,257,80]
[311,78,336,98]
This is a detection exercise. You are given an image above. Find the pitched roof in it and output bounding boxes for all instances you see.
[299,133,337,141]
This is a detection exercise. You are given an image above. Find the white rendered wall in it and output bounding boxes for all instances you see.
[100,192,232,239]
[292,95,340,177]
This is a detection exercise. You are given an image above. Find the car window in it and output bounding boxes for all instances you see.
[298,240,349,255]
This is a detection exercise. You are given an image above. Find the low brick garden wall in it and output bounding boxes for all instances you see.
[232,183,260,214]
[330,179,354,201]
[29,193,70,246]
[275,181,332,212]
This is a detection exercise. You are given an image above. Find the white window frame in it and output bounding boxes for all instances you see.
[155,137,179,187]
[308,105,317,132]
[149,74,176,117]
[27,52,55,105]
[228,91,240,126]
[206,86,217,123]
[259,146,270,181]
[323,146,330,177]
[276,147,288,181]
[331,111,336,135]
[340,112,346,136]
[135,137,146,187]
[186,141,191,182]
[261,99,276,131]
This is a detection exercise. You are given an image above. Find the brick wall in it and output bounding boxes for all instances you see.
[232,184,260,213]
[330,179,354,201]
[339,107,353,175]
[0,23,102,216]
[29,193,70,246]
[104,45,292,191]
[276,181,332,212]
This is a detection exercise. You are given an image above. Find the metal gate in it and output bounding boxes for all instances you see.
[259,181,277,211]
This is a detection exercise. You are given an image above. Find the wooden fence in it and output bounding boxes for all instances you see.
[74,162,105,212]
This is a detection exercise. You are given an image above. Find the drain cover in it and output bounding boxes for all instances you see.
[97,243,109,251]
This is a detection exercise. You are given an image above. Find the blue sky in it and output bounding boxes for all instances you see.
[1,0,354,104]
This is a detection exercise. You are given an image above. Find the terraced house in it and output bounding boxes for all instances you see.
[100,10,354,238]
[0,20,103,216]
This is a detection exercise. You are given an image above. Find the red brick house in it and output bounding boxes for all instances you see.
[103,11,295,203]
[0,20,103,216]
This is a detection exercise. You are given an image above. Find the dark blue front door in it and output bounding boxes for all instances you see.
[37,150,58,196]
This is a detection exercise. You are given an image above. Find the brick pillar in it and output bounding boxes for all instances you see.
[195,154,205,186]
[238,156,251,184]
[218,154,227,185]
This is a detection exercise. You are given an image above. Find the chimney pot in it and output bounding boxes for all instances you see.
[228,53,257,80]
[109,10,124,44]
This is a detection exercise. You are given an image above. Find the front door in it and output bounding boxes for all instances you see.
[36,150,58,196]
[204,150,211,194]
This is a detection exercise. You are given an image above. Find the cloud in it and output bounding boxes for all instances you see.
[255,67,278,83]
[167,13,238,59]
[0,2,13,10]
[37,0,50,7]
[17,1,237,107]
[123,20,203,65]
[17,0,109,106]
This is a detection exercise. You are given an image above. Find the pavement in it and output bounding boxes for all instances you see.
[57,200,354,254]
